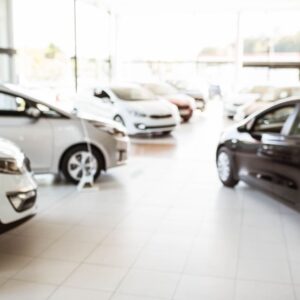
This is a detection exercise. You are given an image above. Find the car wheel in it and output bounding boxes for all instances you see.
[61,145,103,184]
[217,147,239,187]
[114,115,125,127]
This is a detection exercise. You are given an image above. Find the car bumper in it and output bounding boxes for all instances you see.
[0,173,37,224]
[178,108,193,120]
[128,116,179,134]
[115,136,130,166]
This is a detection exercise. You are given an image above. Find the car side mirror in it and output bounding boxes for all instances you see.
[238,118,256,133]
[26,107,41,119]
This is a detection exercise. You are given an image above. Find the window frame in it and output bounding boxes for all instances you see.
[251,103,297,136]
[287,104,300,137]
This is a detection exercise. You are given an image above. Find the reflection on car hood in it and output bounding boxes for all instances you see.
[125,99,174,115]
[77,111,125,130]
[0,138,24,161]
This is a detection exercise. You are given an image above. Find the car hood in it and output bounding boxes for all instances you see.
[165,94,195,107]
[184,90,205,99]
[124,99,175,115]
[0,138,24,161]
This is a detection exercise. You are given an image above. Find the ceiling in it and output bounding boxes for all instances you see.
[103,0,300,14]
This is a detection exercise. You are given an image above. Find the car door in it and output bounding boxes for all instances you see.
[0,91,53,172]
[235,104,296,194]
[259,104,300,204]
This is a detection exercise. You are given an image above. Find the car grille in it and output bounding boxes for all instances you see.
[178,105,190,110]
[149,114,172,119]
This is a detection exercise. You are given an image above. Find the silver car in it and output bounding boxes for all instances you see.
[0,85,129,184]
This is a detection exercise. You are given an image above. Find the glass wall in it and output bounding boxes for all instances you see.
[12,0,111,99]
[0,0,14,82]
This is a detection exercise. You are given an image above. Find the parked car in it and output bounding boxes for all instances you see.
[0,138,37,224]
[0,84,129,184]
[216,97,300,205]
[234,86,300,121]
[92,84,180,135]
[168,80,208,111]
[224,85,274,119]
[141,82,196,122]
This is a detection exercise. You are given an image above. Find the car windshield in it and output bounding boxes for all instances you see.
[111,87,154,101]
[145,83,178,96]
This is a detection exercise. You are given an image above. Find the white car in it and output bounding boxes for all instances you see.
[0,84,129,184]
[89,84,180,135]
[234,86,300,121]
[0,138,37,224]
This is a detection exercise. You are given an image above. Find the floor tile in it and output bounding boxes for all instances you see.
[134,248,187,273]
[118,270,180,299]
[65,264,127,291]
[236,280,295,300]
[14,258,78,285]
[237,258,292,283]
[49,286,111,300]
[85,245,141,267]
[0,279,56,300]
[0,254,32,278]
[174,275,235,300]
[39,239,97,262]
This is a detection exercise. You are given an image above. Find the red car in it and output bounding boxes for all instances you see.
[141,82,196,122]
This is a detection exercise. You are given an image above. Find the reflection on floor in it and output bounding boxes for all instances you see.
[0,100,300,300]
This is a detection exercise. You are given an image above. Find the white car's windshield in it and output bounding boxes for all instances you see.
[145,83,178,96]
[111,87,154,101]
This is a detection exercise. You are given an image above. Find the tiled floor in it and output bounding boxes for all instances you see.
[0,101,300,299]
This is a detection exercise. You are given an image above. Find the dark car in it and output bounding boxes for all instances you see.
[216,97,300,206]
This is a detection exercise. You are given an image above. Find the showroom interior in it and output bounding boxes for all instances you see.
[1,0,300,299]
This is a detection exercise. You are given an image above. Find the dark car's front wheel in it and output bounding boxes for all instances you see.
[61,145,103,184]
[217,147,239,187]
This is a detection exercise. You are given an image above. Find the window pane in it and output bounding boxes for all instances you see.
[254,106,295,134]
[0,93,26,111]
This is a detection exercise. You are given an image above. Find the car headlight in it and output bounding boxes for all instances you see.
[0,158,23,175]
[128,110,147,118]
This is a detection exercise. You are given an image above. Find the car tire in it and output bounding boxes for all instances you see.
[114,115,125,127]
[217,147,239,187]
[61,144,103,184]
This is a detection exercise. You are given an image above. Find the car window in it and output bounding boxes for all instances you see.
[36,103,62,118]
[0,92,29,114]
[253,105,295,134]
[290,113,300,136]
